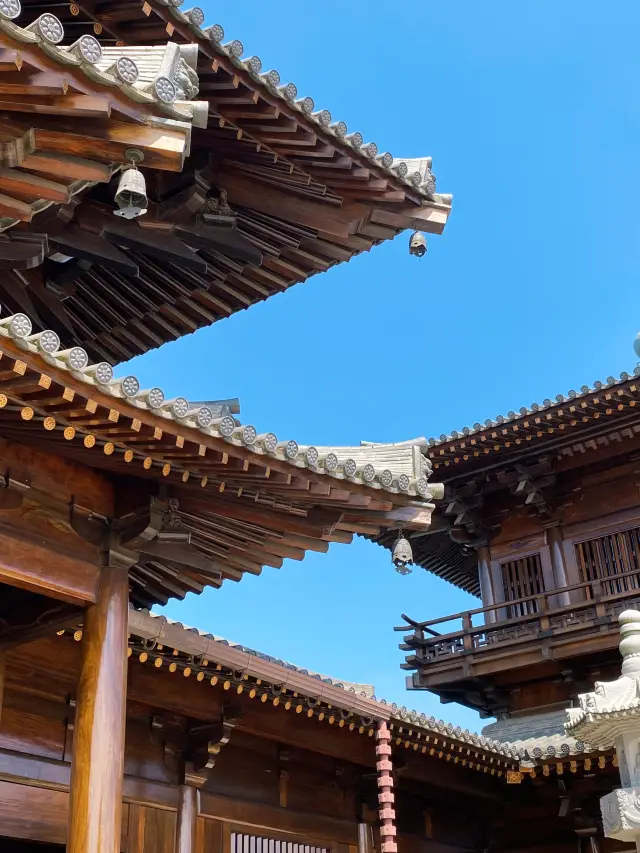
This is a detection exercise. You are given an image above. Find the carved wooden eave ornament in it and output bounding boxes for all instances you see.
[565,610,640,850]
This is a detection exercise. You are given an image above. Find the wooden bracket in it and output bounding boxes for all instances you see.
[183,719,235,788]
[117,493,178,548]
[150,711,237,789]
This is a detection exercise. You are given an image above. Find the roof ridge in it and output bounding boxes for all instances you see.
[0,310,441,500]
[150,0,450,205]
[139,609,376,695]
[0,3,206,122]
[427,364,639,448]
[130,608,514,758]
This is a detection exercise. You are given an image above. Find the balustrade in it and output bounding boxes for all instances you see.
[398,566,640,667]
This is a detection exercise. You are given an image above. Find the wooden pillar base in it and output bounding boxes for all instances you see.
[67,564,129,853]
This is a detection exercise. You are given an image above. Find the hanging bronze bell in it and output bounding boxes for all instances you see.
[408,231,427,258]
[392,535,413,574]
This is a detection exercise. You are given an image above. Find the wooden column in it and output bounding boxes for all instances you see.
[67,563,129,853]
[547,526,571,606]
[477,546,496,624]
[175,785,198,853]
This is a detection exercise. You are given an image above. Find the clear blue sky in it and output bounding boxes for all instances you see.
[126,0,640,731]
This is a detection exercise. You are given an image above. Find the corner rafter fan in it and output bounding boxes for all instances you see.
[114,149,148,220]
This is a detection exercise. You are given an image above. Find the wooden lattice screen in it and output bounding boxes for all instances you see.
[231,833,330,853]
[500,553,544,617]
[574,525,640,596]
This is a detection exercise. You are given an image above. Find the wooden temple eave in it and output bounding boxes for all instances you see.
[62,0,450,212]
[0,310,443,605]
[122,609,516,778]
[426,373,640,474]
[0,3,208,256]
[0,314,441,504]
[371,368,640,594]
[0,0,453,363]
[8,621,515,786]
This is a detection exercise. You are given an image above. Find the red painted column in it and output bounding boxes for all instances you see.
[376,720,397,853]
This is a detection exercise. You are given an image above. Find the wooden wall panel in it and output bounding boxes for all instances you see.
[0,779,129,849]
[127,804,176,853]
[196,818,225,853]
[199,793,357,846]
[0,780,68,844]
[0,706,66,760]
[124,718,175,785]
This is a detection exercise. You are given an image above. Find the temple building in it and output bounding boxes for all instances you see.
[0,0,464,851]
[0,0,635,851]
[380,354,640,746]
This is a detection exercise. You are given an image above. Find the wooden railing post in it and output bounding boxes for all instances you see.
[538,593,551,633]
[67,560,130,853]
[462,612,474,651]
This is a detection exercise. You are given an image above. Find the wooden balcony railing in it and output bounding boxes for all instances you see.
[396,567,640,669]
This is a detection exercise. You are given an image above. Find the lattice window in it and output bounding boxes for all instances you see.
[500,553,544,617]
[574,526,640,597]
[231,833,330,853]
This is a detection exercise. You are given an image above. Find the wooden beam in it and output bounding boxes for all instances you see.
[33,120,188,171]
[0,234,46,270]
[0,166,70,203]
[0,748,178,810]
[174,222,263,265]
[49,225,139,276]
[101,219,208,273]
[370,203,451,236]
[0,119,35,167]
[0,437,114,518]
[0,94,111,118]
[67,564,129,853]
[218,170,368,238]
[21,151,113,183]
[0,530,99,605]
[0,49,22,72]
[199,792,358,845]
[0,71,67,96]
[0,192,32,220]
